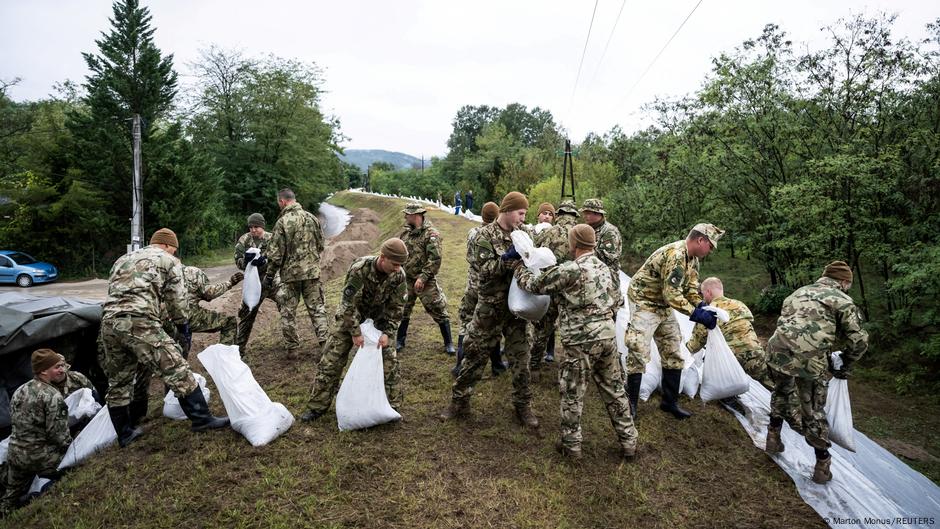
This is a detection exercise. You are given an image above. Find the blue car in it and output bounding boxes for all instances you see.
[0,250,59,287]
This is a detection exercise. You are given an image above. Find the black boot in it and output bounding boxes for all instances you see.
[452,335,465,377]
[491,347,508,376]
[439,320,456,355]
[396,318,410,351]
[626,373,643,421]
[544,332,556,363]
[177,389,230,432]
[108,405,144,447]
[128,398,148,428]
[659,368,692,420]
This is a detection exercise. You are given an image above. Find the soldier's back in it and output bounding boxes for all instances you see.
[103,246,180,321]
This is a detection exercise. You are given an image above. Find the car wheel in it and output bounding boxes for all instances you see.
[16,274,33,288]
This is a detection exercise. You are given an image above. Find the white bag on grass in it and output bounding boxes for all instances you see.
[163,373,211,421]
[825,351,857,452]
[242,247,262,311]
[335,319,402,431]
[681,352,704,398]
[198,344,293,447]
[508,231,556,321]
[64,388,101,427]
[698,307,750,401]
[59,405,117,469]
[639,346,663,401]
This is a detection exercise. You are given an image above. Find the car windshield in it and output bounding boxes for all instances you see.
[8,252,37,264]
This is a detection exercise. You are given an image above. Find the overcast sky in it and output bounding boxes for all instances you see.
[1,1,937,157]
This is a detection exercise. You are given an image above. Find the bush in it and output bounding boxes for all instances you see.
[754,284,793,314]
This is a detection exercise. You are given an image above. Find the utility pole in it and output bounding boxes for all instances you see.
[421,155,425,172]
[129,114,143,253]
[560,139,576,202]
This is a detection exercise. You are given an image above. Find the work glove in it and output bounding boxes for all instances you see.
[500,245,521,262]
[230,272,244,285]
[176,322,192,352]
[830,368,849,380]
[252,254,267,268]
[689,302,718,330]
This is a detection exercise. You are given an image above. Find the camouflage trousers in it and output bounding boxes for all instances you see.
[236,282,289,354]
[769,368,830,449]
[529,299,558,370]
[99,317,197,407]
[0,452,61,513]
[457,275,479,336]
[624,301,685,374]
[559,339,638,452]
[307,330,402,413]
[610,270,623,314]
[280,279,330,352]
[452,297,531,407]
[190,306,236,345]
[737,348,774,388]
[403,276,449,324]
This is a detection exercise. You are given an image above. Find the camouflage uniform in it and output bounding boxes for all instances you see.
[0,378,71,513]
[767,276,868,450]
[457,226,483,336]
[582,199,623,312]
[50,370,95,399]
[516,252,638,453]
[266,202,330,353]
[529,208,578,370]
[685,295,773,387]
[182,265,238,345]
[99,245,197,407]
[307,256,407,412]
[452,222,532,408]
[397,217,449,324]
[624,240,703,374]
[233,231,289,354]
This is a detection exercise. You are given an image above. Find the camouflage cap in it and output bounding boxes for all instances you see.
[247,213,266,227]
[557,200,578,216]
[579,198,606,216]
[689,223,725,249]
[402,203,427,215]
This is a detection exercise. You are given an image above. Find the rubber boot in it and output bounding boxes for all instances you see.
[439,320,456,355]
[128,398,148,428]
[514,404,540,428]
[544,332,556,363]
[299,409,324,422]
[813,454,833,484]
[491,347,508,376]
[438,398,470,421]
[622,444,638,462]
[452,335,465,377]
[178,389,230,432]
[626,373,643,421]
[108,405,144,447]
[765,419,785,453]
[659,368,692,419]
[396,318,410,351]
[555,439,582,460]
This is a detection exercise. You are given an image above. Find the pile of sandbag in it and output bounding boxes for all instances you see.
[163,373,211,420]
[335,319,402,431]
[508,230,556,321]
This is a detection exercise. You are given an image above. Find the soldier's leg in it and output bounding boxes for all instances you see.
[380,344,403,410]
[452,303,503,403]
[797,376,831,450]
[558,344,589,452]
[623,303,663,375]
[235,301,259,353]
[129,321,199,400]
[306,333,354,414]
[130,362,152,425]
[402,281,418,321]
[300,279,330,346]
[278,280,302,356]
[457,281,478,337]
[589,339,638,452]
[654,310,690,418]
[738,348,774,388]
[99,320,138,408]
[421,278,454,353]
[0,462,36,514]
[189,307,237,345]
[529,301,557,370]
[504,313,532,409]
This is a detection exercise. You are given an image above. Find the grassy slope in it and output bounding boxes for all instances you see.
[5,191,828,528]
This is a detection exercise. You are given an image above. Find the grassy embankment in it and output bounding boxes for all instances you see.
[2,190,906,528]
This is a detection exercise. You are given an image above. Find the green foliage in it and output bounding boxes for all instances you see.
[754,285,794,315]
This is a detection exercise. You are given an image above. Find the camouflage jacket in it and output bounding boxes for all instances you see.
[397,219,442,283]
[592,220,622,275]
[470,222,532,302]
[768,276,869,378]
[182,265,237,309]
[537,214,578,264]
[336,256,408,338]
[102,245,188,324]
[234,231,272,271]
[628,240,702,316]
[7,378,71,466]
[516,253,615,345]
[686,296,763,355]
[266,203,325,282]
[465,226,483,288]
[51,370,95,399]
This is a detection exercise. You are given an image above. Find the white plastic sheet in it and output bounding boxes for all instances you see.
[826,352,857,452]
[508,231,555,322]
[198,344,293,446]
[64,388,101,427]
[698,307,750,401]
[681,352,704,398]
[335,319,402,431]
[242,248,262,311]
[59,405,117,469]
[163,373,211,421]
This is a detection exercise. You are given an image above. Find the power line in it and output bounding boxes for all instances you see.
[588,0,628,90]
[567,0,600,120]
[620,0,704,106]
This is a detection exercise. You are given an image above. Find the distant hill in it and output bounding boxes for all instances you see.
[339,149,423,171]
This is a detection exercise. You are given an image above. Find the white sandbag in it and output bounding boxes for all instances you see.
[163,373,211,421]
[58,405,117,469]
[826,352,857,452]
[698,307,750,401]
[639,345,662,401]
[64,388,101,427]
[335,319,402,431]
[0,437,7,464]
[198,344,293,446]
[681,351,704,397]
[533,222,552,234]
[510,231,556,270]
[242,248,262,311]
[509,276,551,321]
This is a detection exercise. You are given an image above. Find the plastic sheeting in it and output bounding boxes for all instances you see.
[335,320,402,431]
[318,202,353,238]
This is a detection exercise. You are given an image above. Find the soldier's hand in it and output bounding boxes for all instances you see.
[230,272,244,285]
[414,278,425,292]
[352,335,365,348]
[378,334,390,348]
[176,322,192,351]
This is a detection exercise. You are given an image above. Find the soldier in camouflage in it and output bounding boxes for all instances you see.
[395,203,454,355]
[300,239,409,421]
[454,202,506,377]
[580,198,623,314]
[263,189,330,360]
[50,363,97,400]
[180,265,243,351]
[529,200,579,372]
[234,213,290,356]
[439,192,539,429]
[516,224,638,461]
[624,223,725,420]
[0,350,71,514]
[100,228,229,447]
[764,261,868,485]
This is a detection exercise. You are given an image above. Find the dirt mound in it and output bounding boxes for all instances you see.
[320,240,373,281]
[329,207,381,246]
